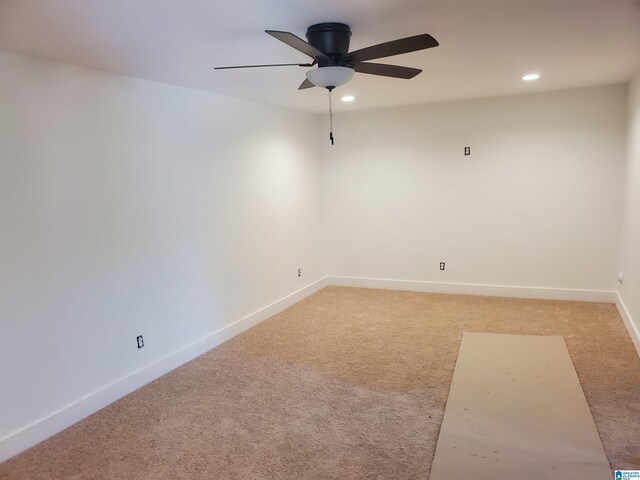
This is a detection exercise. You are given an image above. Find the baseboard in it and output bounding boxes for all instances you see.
[326,276,617,303]
[614,292,640,356]
[0,277,328,463]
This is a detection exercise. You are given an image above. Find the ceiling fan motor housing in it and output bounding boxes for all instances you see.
[306,23,352,65]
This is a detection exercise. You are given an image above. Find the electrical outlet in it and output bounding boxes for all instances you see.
[439,262,446,271]
[464,147,471,156]
[136,335,144,349]
[298,268,302,278]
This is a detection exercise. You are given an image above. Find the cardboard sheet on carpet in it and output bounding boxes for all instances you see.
[429,332,611,480]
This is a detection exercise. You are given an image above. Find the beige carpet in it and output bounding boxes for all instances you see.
[1,286,639,479]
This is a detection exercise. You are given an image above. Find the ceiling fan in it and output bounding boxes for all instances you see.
[215,23,439,143]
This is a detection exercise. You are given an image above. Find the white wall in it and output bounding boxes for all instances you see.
[323,86,627,294]
[619,72,640,351]
[0,52,323,451]
[0,50,634,461]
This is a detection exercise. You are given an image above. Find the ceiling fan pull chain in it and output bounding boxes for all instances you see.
[328,87,334,145]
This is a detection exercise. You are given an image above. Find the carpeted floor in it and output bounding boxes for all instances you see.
[1,286,639,479]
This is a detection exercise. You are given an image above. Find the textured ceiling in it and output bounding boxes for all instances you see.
[1,0,640,113]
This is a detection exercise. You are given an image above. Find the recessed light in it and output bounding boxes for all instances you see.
[341,95,355,102]
[522,73,540,81]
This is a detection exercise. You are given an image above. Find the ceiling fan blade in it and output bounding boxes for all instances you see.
[298,78,315,90]
[347,34,438,62]
[266,30,329,60]
[354,62,422,79]
[214,62,313,70]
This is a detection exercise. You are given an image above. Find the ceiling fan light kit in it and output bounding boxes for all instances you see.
[305,66,355,88]
[215,22,439,144]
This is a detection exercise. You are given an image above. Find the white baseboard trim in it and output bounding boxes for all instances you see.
[614,292,640,356]
[326,276,617,303]
[0,277,327,463]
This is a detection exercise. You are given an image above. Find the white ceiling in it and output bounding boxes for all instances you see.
[1,0,640,113]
